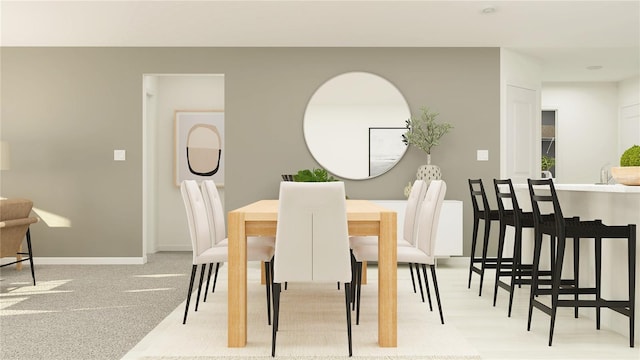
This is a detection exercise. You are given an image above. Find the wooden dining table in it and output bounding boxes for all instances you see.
[227,199,397,347]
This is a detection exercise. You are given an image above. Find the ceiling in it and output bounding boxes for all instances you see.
[2,0,639,82]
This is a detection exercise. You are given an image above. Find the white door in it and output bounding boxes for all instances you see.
[619,103,640,155]
[505,85,539,183]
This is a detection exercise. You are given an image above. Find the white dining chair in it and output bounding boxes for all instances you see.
[180,180,275,325]
[348,179,428,301]
[200,180,276,309]
[352,180,447,325]
[271,181,353,357]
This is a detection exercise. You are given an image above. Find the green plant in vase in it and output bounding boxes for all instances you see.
[611,144,640,185]
[293,168,338,182]
[541,155,555,171]
[541,154,555,179]
[620,145,640,166]
[402,107,453,164]
[402,106,453,187]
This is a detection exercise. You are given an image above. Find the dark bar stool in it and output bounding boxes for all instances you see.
[527,179,636,347]
[492,179,543,316]
[467,179,502,296]
[492,179,561,316]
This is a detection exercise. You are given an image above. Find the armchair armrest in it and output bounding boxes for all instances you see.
[0,217,38,228]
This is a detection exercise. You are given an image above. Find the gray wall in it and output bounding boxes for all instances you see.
[1,47,500,258]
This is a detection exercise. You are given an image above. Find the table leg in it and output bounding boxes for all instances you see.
[362,261,367,284]
[378,211,397,347]
[228,211,247,347]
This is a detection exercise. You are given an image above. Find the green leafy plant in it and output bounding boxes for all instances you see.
[620,144,640,166]
[402,106,453,155]
[293,168,338,182]
[541,155,556,171]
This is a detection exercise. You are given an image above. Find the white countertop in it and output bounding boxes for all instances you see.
[513,183,640,193]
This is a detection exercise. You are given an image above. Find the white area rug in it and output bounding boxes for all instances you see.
[123,264,480,360]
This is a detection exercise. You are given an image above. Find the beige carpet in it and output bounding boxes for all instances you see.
[123,263,481,360]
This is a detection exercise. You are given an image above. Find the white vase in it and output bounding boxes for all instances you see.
[416,154,441,186]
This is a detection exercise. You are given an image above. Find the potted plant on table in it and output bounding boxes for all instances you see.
[402,106,453,187]
[611,144,640,185]
[292,168,337,182]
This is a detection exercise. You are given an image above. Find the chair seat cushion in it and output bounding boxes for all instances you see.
[349,236,413,249]
[218,236,275,248]
[352,243,433,264]
[194,243,274,265]
[194,245,229,265]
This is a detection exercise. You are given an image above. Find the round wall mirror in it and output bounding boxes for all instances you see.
[303,72,411,180]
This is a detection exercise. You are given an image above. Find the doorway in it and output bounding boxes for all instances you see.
[142,74,225,257]
[541,110,556,178]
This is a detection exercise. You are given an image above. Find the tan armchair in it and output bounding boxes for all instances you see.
[0,198,39,285]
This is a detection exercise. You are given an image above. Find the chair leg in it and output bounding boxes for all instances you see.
[430,264,445,324]
[265,260,272,325]
[26,228,36,286]
[416,263,426,303]
[337,281,340,290]
[183,265,197,324]
[574,237,580,318]
[595,237,602,329]
[195,264,206,312]
[479,219,492,296]
[528,230,544,331]
[350,251,357,309]
[421,264,433,311]
[344,283,353,357]
[548,236,566,346]
[493,221,507,306]
[468,217,480,289]
[203,263,214,302]
[271,282,281,357]
[508,224,521,317]
[409,263,417,293]
[211,263,220,293]
[628,227,636,348]
[356,262,362,325]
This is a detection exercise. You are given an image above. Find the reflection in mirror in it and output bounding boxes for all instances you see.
[303,72,411,180]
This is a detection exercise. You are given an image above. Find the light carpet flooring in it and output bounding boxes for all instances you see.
[0,252,189,360]
[124,259,639,360]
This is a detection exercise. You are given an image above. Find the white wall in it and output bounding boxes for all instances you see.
[542,82,618,183]
[150,75,224,251]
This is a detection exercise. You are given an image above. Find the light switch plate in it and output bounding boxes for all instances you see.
[114,150,126,161]
[477,150,489,161]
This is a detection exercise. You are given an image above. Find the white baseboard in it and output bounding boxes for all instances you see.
[28,257,147,265]
[3,255,469,267]
[437,256,469,267]
[156,245,192,252]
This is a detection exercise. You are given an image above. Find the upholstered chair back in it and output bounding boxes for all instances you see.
[404,180,427,246]
[274,181,351,283]
[180,180,213,262]
[201,180,227,245]
[416,180,447,257]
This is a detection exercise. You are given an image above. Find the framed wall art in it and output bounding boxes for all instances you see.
[175,110,225,186]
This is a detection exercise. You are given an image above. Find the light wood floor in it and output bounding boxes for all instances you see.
[435,258,638,360]
[126,257,639,359]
